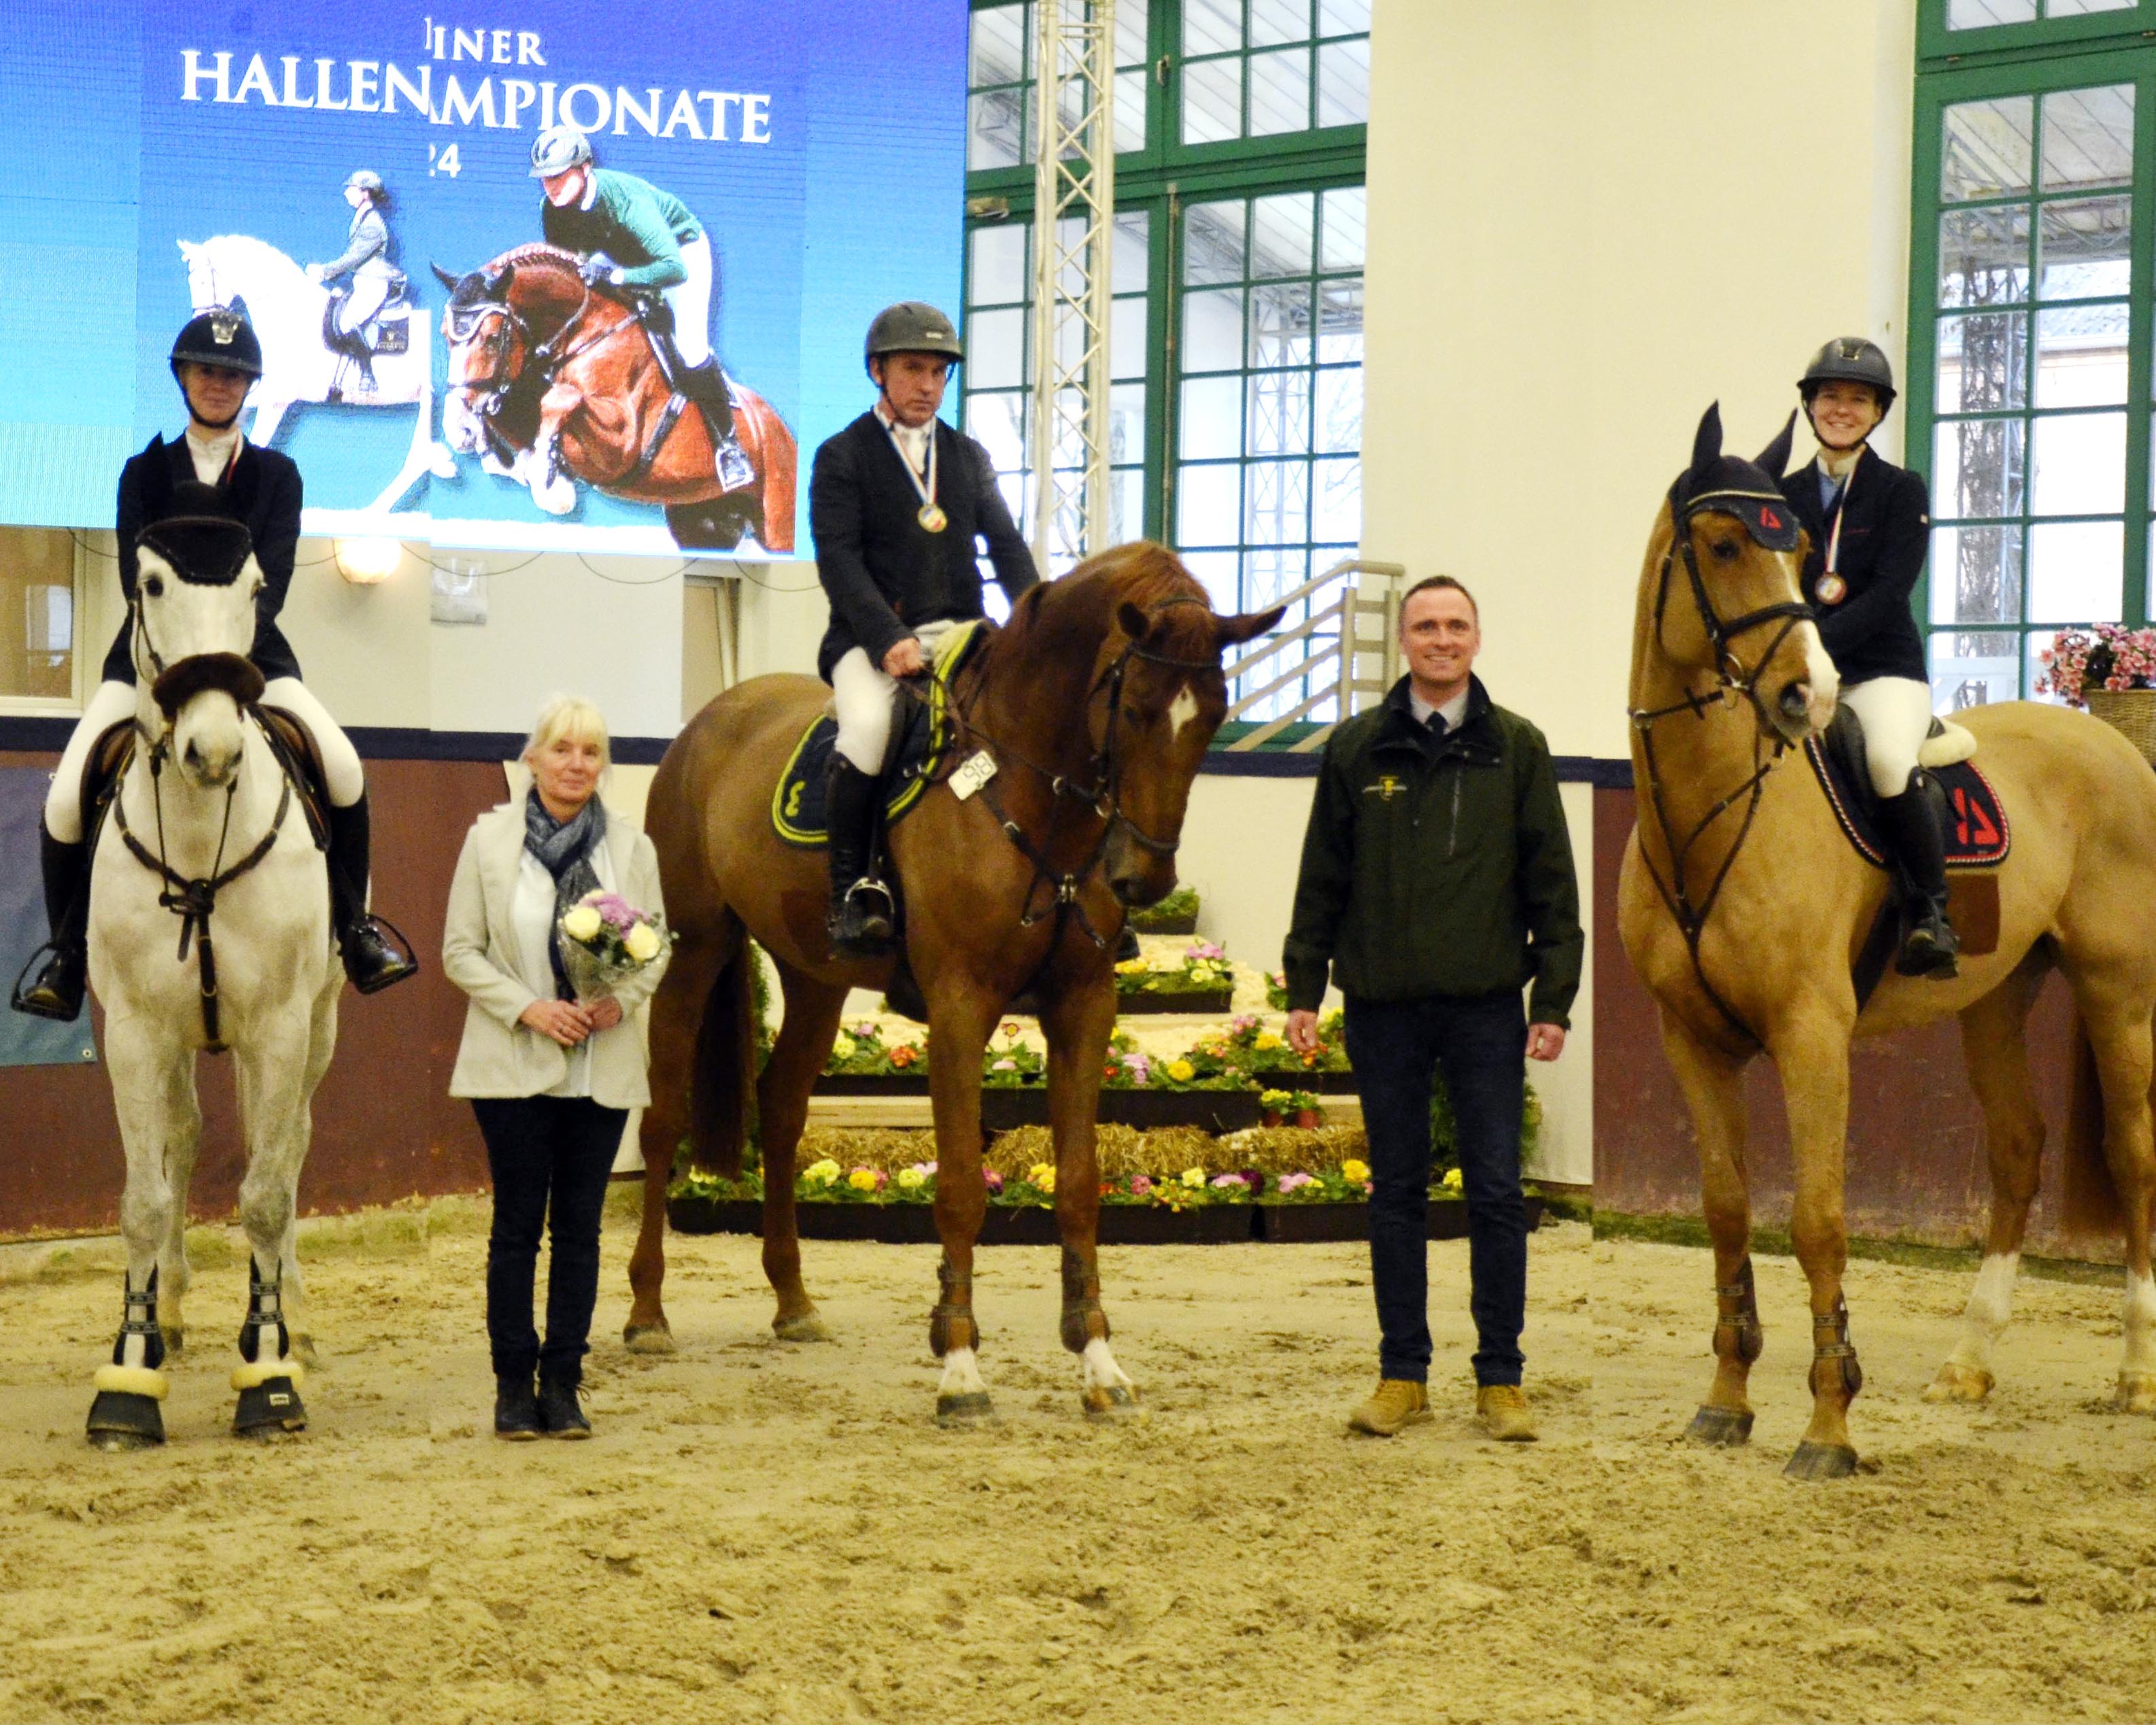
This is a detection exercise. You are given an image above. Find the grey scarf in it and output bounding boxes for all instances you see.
[522,787,606,999]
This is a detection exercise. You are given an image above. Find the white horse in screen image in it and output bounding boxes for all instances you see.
[179,235,456,514]
[82,501,341,1450]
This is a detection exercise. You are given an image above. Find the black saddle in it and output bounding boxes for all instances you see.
[1807,708,2008,872]
[83,706,331,863]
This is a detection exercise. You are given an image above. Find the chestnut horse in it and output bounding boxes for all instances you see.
[431,245,797,553]
[1618,406,2156,1478]
[629,544,1282,1423]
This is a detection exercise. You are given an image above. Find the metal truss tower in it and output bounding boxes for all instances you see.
[1029,0,1117,571]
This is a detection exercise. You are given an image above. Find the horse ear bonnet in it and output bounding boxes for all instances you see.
[138,483,255,586]
[1672,402,1800,553]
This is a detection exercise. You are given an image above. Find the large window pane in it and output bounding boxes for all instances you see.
[1930,630,2020,711]
[1249,281,1314,367]
[1183,56,1242,144]
[1934,417,2028,519]
[2027,519,2124,620]
[2037,194,2131,298]
[1315,39,1370,127]
[1178,462,1242,545]
[1185,0,1242,56]
[969,224,1027,307]
[2034,302,2128,406]
[1320,186,1367,270]
[1181,375,1244,459]
[1318,0,1372,33]
[1250,48,1312,135]
[1252,192,1316,277]
[1943,95,2034,201]
[1182,288,1245,371]
[967,307,1025,390]
[2040,84,2135,190]
[2030,409,2126,513]
[1937,310,2029,412]
[1251,0,1308,47]
[1185,201,1247,284]
[1248,369,1311,454]
[1930,524,2026,626]
[1938,205,2032,307]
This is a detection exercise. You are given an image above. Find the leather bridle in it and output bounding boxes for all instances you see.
[1628,484,1816,1048]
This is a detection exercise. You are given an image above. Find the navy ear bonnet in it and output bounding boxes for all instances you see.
[1672,405,1802,553]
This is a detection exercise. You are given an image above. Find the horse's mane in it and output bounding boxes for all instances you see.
[1010,541,1218,664]
[483,243,585,276]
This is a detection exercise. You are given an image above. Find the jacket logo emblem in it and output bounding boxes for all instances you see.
[1367,775,1407,802]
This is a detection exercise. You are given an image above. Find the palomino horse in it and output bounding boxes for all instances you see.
[81,491,339,1450]
[431,246,798,553]
[1619,406,2156,1479]
[628,544,1282,1422]
[179,236,457,516]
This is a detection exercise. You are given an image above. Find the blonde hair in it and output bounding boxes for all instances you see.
[524,694,611,775]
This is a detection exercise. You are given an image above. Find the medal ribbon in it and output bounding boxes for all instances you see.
[883,416,940,525]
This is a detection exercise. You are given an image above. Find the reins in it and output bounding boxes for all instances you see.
[1628,485,1815,1049]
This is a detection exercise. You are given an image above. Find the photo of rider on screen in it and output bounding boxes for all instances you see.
[530,124,755,494]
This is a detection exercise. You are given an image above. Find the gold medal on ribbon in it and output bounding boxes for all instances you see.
[917,503,948,533]
[885,414,945,534]
[1815,573,1847,605]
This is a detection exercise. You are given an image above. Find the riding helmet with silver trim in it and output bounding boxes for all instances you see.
[169,309,264,379]
[1798,337,1896,412]
[529,125,594,177]
[864,301,963,373]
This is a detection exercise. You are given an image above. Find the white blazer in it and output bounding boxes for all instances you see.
[442,800,670,1107]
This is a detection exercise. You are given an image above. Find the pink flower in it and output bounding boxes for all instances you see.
[1210,1172,1246,1189]
[1131,1174,1153,1196]
[983,1169,1004,1193]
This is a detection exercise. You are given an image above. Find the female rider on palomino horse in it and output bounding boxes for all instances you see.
[808,301,1040,957]
[1777,337,1957,979]
[14,310,417,1021]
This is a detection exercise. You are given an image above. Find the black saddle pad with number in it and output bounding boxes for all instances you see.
[772,702,940,848]
[1806,708,2009,870]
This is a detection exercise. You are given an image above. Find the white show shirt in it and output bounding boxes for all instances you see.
[183,425,243,486]
[507,839,619,1100]
[874,400,933,477]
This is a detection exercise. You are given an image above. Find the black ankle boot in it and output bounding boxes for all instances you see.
[681,358,752,490]
[536,1378,592,1439]
[825,757,895,957]
[494,1376,541,1440]
[326,793,419,994]
[11,830,90,1021]
[1878,773,1959,980]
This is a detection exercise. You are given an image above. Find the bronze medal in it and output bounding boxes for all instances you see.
[917,503,948,533]
[1815,574,1847,605]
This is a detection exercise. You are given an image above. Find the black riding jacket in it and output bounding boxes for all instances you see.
[808,411,1038,681]
[1777,444,1930,686]
[102,434,305,686]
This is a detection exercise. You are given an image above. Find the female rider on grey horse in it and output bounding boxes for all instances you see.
[14,310,416,1021]
[307,169,402,396]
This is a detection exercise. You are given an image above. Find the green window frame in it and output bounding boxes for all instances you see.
[961,1,1367,717]
[1908,34,2155,704]
[1919,0,2156,64]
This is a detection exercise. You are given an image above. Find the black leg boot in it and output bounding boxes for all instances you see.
[326,793,420,994]
[825,757,895,957]
[1878,771,1960,980]
[682,358,753,492]
[12,829,90,1021]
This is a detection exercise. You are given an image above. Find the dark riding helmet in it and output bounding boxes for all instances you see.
[1798,337,1896,414]
[169,309,264,379]
[865,301,963,375]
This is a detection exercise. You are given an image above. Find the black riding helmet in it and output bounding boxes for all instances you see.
[1798,337,1896,415]
[170,309,264,381]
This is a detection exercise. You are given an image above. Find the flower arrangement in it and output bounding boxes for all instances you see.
[2038,624,2156,706]
[1259,1089,1323,1127]
[1127,882,1201,932]
[823,1021,927,1078]
[981,1022,1046,1087]
[556,890,670,1002]
[1114,941,1235,999]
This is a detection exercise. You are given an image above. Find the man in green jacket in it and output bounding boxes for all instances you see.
[1284,575,1581,1441]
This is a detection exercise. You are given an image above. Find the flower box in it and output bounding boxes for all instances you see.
[1254,1196,1543,1244]
[1114,987,1235,1016]
[980,1086,1261,1133]
[815,1073,932,1095]
[1127,908,1198,935]
[667,1195,1256,1245]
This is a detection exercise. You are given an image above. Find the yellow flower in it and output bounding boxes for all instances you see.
[1441,1167,1464,1193]
[1254,1032,1282,1051]
[1180,1167,1206,1189]
[895,1167,926,1192]
[1165,1059,1195,1082]
[1115,957,1150,976]
[804,1159,841,1186]
[847,1168,879,1193]
[624,921,662,962]
[1340,1158,1370,1184]
[1027,1163,1057,1194]
[560,904,603,942]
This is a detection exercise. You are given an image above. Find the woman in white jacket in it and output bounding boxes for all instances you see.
[443,696,668,1439]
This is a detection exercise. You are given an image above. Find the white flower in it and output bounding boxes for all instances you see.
[561,904,603,942]
[624,922,662,962]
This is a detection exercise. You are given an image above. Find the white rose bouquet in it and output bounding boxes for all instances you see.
[556,889,671,1003]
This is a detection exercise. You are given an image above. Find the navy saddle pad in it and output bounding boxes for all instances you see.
[1805,710,2009,870]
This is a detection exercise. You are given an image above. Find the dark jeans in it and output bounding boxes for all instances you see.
[1342,992,1528,1388]
[472,1096,626,1388]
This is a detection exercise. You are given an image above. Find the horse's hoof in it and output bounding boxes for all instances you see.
[1923,1363,1994,1403]
[773,1312,833,1344]
[623,1324,676,1356]
[1783,1440,1859,1481]
[86,1390,166,1450]
[2115,1371,2156,1415]
[1685,1404,1754,1446]
[158,1327,186,1360]
[935,1391,997,1430]
[1080,1384,1146,1422]
[233,1377,307,1437]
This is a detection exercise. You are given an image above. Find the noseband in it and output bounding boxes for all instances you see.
[1628,485,1817,1048]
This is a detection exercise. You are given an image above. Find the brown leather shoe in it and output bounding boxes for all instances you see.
[1348,1378,1432,1437]
[1475,1384,1539,1442]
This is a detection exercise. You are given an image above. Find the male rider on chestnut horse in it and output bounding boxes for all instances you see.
[807,303,1040,957]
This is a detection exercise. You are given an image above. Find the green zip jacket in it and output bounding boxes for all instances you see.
[541,168,702,290]
[1282,674,1583,1026]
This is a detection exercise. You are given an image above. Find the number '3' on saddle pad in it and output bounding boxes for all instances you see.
[1804,711,2010,870]
[770,621,986,847]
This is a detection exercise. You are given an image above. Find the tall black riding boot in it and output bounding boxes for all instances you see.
[11,829,90,1021]
[1878,771,1959,980]
[825,757,895,958]
[326,793,420,994]
[681,358,753,492]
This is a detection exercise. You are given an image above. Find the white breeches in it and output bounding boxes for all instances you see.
[831,619,958,773]
[43,677,364,843]
[1841,675,1935,798]
[664,235,713,369]
[335,262,394,335]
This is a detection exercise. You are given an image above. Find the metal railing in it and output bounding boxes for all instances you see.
[1218,557,1407,751]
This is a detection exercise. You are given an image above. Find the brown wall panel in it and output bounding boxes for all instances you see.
[1591,785,2104,1257]
[0,754,507,1239]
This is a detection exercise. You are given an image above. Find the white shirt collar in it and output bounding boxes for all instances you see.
[183,423,243,485]
[578,167,600,211]
[874,401,935,472]
[1409,683,1471,734]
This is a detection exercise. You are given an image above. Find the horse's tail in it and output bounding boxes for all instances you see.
[685,936,758,1180]
[2058,1008,2127,1239]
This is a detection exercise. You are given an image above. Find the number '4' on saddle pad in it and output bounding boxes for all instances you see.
[770,622,985,848]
